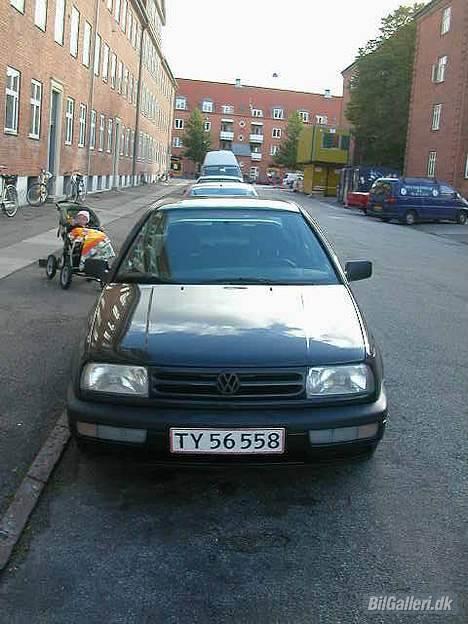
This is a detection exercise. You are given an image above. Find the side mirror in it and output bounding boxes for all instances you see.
[345,261,372,282]
[84,258,109,282]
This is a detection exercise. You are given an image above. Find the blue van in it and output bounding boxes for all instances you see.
[367,177,468,225]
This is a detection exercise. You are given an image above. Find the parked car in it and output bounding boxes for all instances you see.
[70,198,387,464]
[183,175,244,196]
[188,182,258,198]
[367,177,468,225]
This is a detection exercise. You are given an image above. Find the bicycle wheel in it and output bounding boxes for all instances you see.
[3,185,18,217]
[27,183,48,206]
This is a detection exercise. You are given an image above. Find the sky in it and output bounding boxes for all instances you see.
[163,0,420,96]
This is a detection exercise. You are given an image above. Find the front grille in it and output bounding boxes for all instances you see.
[150,368,305,401]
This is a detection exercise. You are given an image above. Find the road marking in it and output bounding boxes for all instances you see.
[0,413,70,572]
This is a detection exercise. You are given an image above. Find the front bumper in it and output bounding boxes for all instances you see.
[67,386,388,464]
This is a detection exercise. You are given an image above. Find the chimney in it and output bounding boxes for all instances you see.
[324,89,332,98]
[235,78,242,88]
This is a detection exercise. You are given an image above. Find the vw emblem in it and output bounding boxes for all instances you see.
[216,372,240,396]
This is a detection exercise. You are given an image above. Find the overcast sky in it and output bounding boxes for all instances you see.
[163,0,419,95]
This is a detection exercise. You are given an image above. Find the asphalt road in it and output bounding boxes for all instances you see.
[0,189,466,623]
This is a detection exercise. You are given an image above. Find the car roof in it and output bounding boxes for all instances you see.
[191,182,253,189]
[158,198,301,213]
[197,175,243,182]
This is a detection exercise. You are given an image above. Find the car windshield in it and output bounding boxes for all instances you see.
[116,208,339,285]
[203,166,241,176]
[190,187,256,197]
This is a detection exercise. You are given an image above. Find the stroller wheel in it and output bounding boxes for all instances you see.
[45,254,57,280]
[59,262,73,290]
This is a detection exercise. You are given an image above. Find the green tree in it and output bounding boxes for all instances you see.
[182,109,211,171]
[273,112,304,169]
[346,4,424,169]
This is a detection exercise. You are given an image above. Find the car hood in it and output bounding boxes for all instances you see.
[88,283,366,367]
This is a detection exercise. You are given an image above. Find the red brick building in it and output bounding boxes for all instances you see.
[171,78,342,183]
[1,0,175,203]
[405,0,468,196]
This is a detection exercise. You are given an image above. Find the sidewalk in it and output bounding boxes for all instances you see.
[0,181,186,280]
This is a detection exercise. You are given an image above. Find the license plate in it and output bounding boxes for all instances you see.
[169,428,285,454]
[373,205,382,211]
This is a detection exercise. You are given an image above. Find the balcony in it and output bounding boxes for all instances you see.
[220,130,234,141]
[250,133,264,144]
[251,152,262,161]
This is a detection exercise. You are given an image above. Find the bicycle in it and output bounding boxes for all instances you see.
[66,171,87,203]
[0,166,19,218]
[26,169,54,206]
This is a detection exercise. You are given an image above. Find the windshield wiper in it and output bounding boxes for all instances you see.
[204,277,281,285]
[116,272,173,284]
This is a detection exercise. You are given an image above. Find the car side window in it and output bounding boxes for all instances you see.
[419,185,434,197]
[439,184,454,196]
[120,212,166,274]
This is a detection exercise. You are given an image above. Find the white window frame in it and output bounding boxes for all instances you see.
[106,118,113,152]
[118,61,123,93]
[172,136,183,148]
[78,103,86,147]
[204,121,211,132]
[123,67,129,97]
[65,97,74,145]
[70,6,79,58]
[433,56,448,83]
[272,128,282,139]
[98,114,105,151]
[120,126,125,156]
[125,128,130,157]
[29,79,42,139]
[34,0,47,31]
[270,145,279,156]
[175,96,186,110]
[432,104,442,131]
[316,114,328,125]
[114,0,121,23]
[110,53,117,89]
[252,108,263,118]
[11,0,25,13]
[272,108,284,120]
[441,6,451,35]
[174,118,184,130]
[94,34,101,76]
[5,67,20,135]
[82,21,92,66]
[102,43,110,81]
[250,166,259,179]
[201,100,213,113]
[298,111,309,123]
[222,105,234,114]
[54,0,65,44]
[89,110,96,149]
[121,0,127,31]
[427,151,437,177]
[465,154,468,179]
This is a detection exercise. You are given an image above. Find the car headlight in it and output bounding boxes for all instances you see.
[306,364,374,397]
[81,363,149,396]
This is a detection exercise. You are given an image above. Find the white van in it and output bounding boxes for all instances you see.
[201,151,242,179]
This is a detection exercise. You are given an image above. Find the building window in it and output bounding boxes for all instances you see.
[123,68,129,97]
[316,114,328,125]
[432,104,442,130]
[250,167,259,179]
[29,80,42,139]
[270,145,279,156]
[175,97,187,110]
[121,0,127,31]
[204,121,211,132]
[252,109,263,118]
[441,6,451,35]
[106,118,113,152]
[173,137,183,148]
[271,128,281,139]
[201,100,213,113]
[34,0,47,31]
[114,0,121,22]
[82,22,92,66]
[298,111,309,123]
[125,128,130,157]
[433,56,448,83]
[65,97,74,144]
[272,108,284,119]
[11,0,25,13]
[129,75,134,103]
[341,135,350,150]
[102,43,110,81]
[98,114,105,151]
[70,6,79,57]
[89,110,96,148]
[222,105,234,114]
[78,103,86,147]
[110,53,117,89]
[174,118,184,129]
[54,0,65,43]
[5,67,20,135]
[118,61,123,93]
[427,151,437,177]
[322,132,339,148]
[94,34,101,76]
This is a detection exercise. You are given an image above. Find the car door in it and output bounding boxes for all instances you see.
[417,183,437,220]
[438,183,458,221]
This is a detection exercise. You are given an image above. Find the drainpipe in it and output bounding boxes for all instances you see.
[132,26,147,186]
[86,0,101,190]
